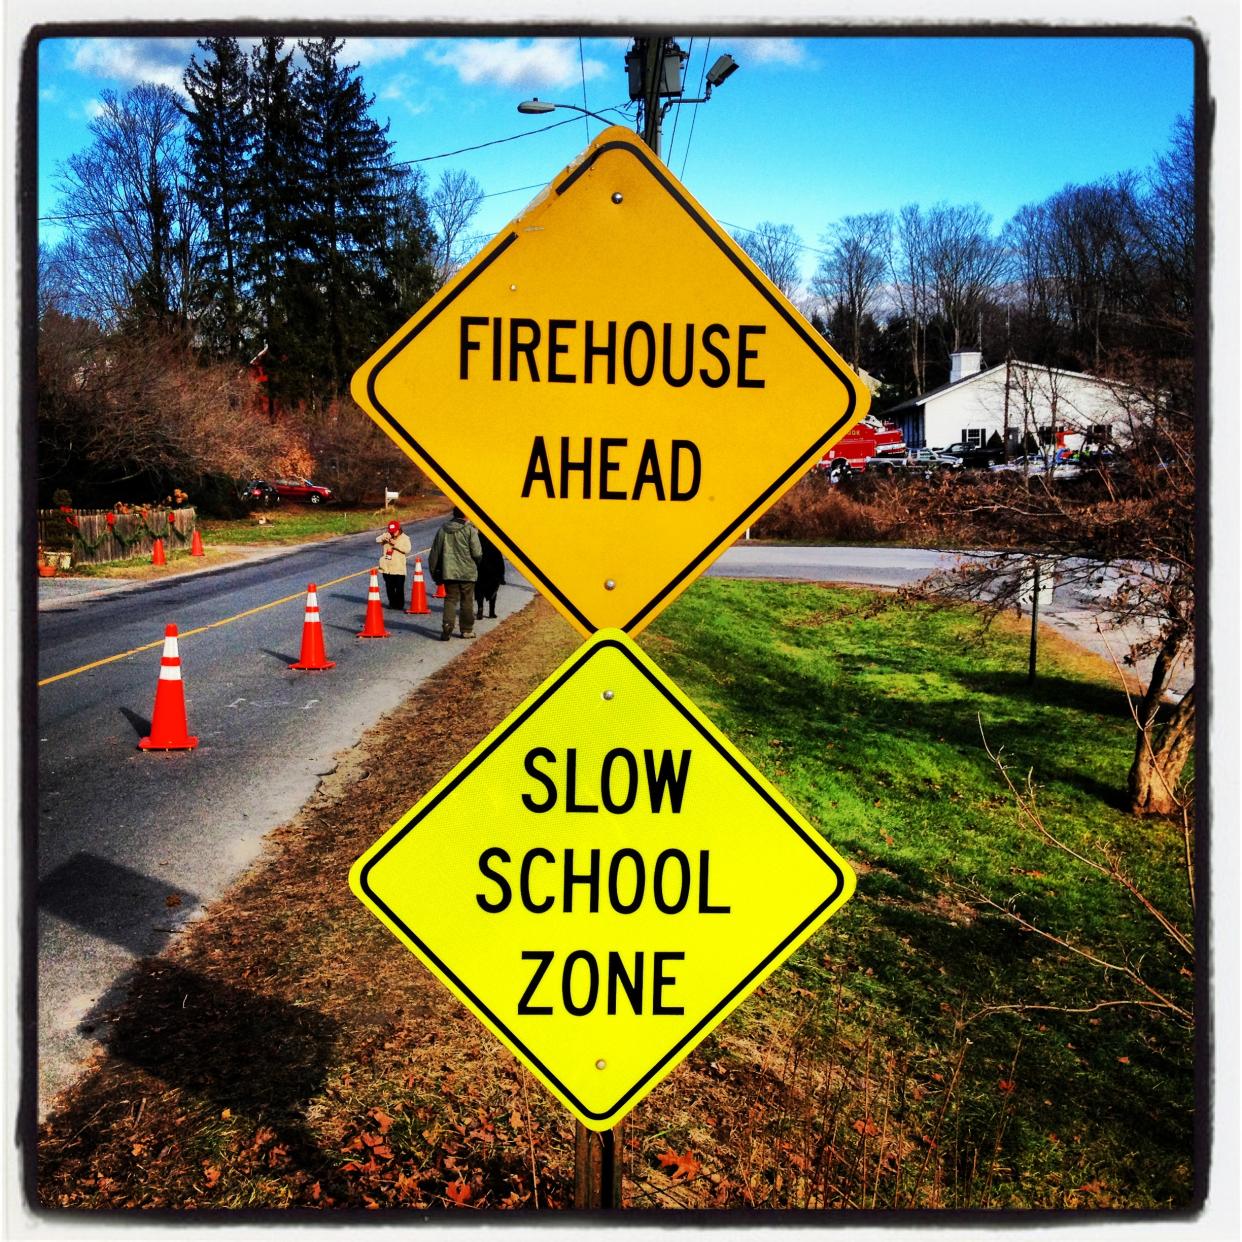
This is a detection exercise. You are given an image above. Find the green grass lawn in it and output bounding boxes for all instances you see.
[643,579,1195,1208]
[198,497,449,546]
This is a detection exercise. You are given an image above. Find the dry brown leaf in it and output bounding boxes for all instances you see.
[657,1150,702,1181]
[445,1179,472,1205]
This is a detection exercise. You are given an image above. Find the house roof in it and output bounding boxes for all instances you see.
[883,363,1003,414]
[883,360,1124,415]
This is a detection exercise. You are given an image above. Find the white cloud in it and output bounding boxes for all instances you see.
[425,38,607,90]
[732,38,811,68]
[378,73,434,117]
[343,37,420,67]
[69,37,197,93]
[83,98,107,120]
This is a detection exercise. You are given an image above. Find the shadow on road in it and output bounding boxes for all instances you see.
[39,853,198,956]
[118,706,151,740]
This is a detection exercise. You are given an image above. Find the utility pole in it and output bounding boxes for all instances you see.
[563,37,736,1209]
[628,35,670,158]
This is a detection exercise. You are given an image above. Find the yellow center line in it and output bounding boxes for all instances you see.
[37,558,419,688]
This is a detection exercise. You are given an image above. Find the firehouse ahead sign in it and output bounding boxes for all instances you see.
[349,631,856,1130]
[351,125,869,636]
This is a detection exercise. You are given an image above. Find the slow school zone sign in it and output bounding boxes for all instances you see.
[351,125,869,636]
[349,631,856,1130]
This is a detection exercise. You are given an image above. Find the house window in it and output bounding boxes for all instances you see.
[1038,424,1055,445]
[1091,424,1112,444]
[961,428,985,448]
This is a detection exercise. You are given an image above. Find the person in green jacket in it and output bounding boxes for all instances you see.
[429,507,483,639]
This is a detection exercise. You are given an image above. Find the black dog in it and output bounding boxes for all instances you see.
[475,534,506,619]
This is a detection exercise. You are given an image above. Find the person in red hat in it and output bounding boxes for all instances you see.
[376,518,412,608]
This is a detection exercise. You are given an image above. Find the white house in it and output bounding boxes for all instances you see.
[886,351,1136,454]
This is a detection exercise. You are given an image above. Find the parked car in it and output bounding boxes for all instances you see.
[989,454,1049,474]
[272,477,333,504]
[860,449,958,478]
[989,454,1082,479]
[908,448,963,470]
[939,442,1005,469]
[243,479,280,506]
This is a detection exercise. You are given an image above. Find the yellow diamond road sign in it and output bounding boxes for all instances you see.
[350,631,856,1130]
[352,126,870,636]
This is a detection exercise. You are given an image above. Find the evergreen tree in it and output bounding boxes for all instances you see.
[182,37,253,358]
[374,164,439,328]
[246,36,305,401]
[298,36,398,392]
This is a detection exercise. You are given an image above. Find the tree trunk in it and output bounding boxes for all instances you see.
[1128,686,1195,815]
[1127,621,1194,816]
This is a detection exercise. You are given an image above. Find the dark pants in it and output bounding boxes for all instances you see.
[442,581,475,636]
[382,572,405,608]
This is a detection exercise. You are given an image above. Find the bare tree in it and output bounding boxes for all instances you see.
[886,204,933,392]
[732,221,804,299]
[908,358,1193,817]
[428,168,484,286]
[813,212,890,369]
[923,203,1004,352]
[53,84,204,330]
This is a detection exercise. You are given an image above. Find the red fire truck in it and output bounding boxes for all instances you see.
[818,414,907,480]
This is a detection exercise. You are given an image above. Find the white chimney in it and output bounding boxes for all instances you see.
[950,350,983,384]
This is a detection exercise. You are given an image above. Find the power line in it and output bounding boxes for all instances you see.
[578,39,591,146]
[664,37,691,173]
[677,37,710,183]
[480,180,547,201]
[721,219,831,259]
[393,114,584,166]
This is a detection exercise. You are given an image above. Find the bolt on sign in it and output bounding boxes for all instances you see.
[350,631,856,1130]
[352,125,869,636]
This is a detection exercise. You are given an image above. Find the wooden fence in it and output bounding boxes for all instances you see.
[37,507,199,567]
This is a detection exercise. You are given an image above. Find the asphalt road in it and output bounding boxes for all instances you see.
[36,516,536,1114]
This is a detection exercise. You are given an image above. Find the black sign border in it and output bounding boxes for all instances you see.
[356,636,849,1124]
[362,133,861,633]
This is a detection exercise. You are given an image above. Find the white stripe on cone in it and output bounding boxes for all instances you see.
[158,633,183,680]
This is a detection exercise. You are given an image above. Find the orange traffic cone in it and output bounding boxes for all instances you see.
[139,624,198,750]
[290,583,335,670]
[434,580,445,599]
[190,528,205,557]
[151,537,166,567]
[406,557,430,614]
[358,568,389,638]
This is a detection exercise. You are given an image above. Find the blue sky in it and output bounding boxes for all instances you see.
[36,32,1194,292]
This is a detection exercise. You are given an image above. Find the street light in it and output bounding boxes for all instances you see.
[705,54,739,88]
[665,52,741,108]
[517,99,617,125]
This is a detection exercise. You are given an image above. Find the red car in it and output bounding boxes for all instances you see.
[272,477,333,505]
